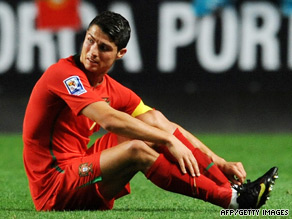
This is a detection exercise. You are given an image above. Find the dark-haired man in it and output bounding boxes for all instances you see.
[23,11,278,211]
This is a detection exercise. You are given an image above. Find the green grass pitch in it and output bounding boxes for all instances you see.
[0,133,291,218]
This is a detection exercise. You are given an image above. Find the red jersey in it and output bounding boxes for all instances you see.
[23,55,142,210]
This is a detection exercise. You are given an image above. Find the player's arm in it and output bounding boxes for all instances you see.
[82,102,168,143]
[81,101,199,176]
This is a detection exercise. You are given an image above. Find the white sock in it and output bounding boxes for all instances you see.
[228,188,239,209]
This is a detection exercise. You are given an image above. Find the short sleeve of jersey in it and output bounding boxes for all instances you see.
[45,57,103,115]
[104,76,144,116]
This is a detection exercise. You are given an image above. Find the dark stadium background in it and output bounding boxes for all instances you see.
[1,0,291,133]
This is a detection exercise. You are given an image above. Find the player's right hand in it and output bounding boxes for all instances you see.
[167,137,200,177]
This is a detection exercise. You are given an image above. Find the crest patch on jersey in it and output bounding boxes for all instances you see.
[78,163,93,177]
[102,97,111,105]
[63,76,87,96]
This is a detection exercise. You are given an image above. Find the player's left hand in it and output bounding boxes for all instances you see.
[219,161,246,185]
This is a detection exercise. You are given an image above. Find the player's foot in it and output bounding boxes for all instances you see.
[233,166,278,209]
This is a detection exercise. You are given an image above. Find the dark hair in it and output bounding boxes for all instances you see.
[88,11,131,51]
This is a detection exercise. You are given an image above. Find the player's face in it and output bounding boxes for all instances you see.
[80,24,126,76]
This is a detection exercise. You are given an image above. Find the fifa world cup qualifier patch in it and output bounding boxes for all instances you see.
[78,163,93,177]
[63,76,87,95]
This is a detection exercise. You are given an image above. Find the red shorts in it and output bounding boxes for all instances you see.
[43,132,130,211]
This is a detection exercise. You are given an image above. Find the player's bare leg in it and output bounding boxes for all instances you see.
[97,139,159,200]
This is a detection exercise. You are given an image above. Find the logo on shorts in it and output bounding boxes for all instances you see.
[63,76,87,96]
[78,163,93,177]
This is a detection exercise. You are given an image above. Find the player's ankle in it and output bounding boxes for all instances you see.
[228,188,239,209]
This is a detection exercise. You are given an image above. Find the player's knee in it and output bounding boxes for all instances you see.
[127,140,150,159]
[127,140,157,168]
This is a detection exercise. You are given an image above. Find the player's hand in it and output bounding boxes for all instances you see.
[219,161,246,185]
[167,137,200,177]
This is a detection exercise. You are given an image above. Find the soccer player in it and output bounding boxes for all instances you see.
[23,11,278,211]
